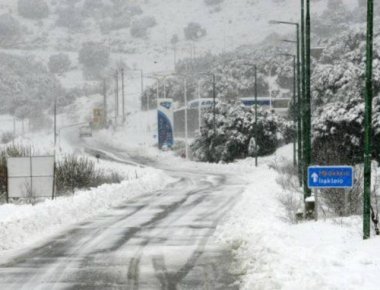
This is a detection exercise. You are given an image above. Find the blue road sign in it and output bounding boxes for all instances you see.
[308,166,354,189]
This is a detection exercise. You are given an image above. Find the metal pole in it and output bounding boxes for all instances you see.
[164,78,167,99]
[254,65,258,167]
[184,78,189,159]
[156,80,159,107]
[198,80,202,131]
[296,24,302,187]
[115,71,118,126]
[292,55,297,167]
[302,0,312,200]
[13,118,16,145]
[103,79,107,128]
[363,0,374,240]
[54,95,57,149]
[212,74,216,135]
[121,68,125,123]
[141,70,144,110]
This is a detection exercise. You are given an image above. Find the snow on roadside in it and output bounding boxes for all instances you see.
[214,145,380,290]
[0,157,176,254]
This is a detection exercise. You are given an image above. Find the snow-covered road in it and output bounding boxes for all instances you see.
[0,143,243,289]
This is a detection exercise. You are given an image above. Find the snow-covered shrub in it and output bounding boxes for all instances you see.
[312,27,380,107]
[55,155,122,194]
[48,53,71,74]
[0,14,21,47]
[278,120,295,145]
[312,97,380,165]
[56,7,83,31]
[18,0,49,20]
[130,16,156,38]
[184,22,207,41]
[204,0,224,6]
[191,102,280,163]
[78,42,110,79]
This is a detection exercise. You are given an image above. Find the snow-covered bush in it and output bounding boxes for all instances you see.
[78,42,110,79]
[184,22,207,41]
[0,14,21,47]
[48,53,71,74]
[56,7,83,31]
[18,0,49,20]
[130,16,156,38]
[204,0,224,6]
[191,102,280,163]
[312,97,380,165]
[312,28,380,107]
[55,155,122,194]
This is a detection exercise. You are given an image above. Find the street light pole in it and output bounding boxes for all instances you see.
[121,68,125,123]
[114,71,119,126]
[103,79,108,128]
[269,19,302,183]
[184,78,189,159]
[277,53,297,168]
[54,95,57,149]
[212,74,216,135]
[254,65,258,167]
[197,80,202,131]
[282,36,302,185]
[304,0,312,200]
[363,0,374,240]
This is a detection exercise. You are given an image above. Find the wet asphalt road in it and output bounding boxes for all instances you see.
[0,142,243,289]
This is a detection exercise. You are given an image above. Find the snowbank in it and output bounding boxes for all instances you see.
[0,160,175,254]
[215,145,380,290]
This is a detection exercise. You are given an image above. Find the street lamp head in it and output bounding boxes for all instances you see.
[281,39,297,44]
[269,20,298,26]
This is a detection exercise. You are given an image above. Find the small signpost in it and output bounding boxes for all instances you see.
[307,166,354,221]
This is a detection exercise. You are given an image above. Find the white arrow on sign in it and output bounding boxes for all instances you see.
[311,173,319,183]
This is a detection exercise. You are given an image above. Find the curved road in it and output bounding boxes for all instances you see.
[0,139,243,289]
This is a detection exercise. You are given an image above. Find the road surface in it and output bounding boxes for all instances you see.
[0,141,243,289]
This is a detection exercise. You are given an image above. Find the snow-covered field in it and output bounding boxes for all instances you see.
[215,145,380,290]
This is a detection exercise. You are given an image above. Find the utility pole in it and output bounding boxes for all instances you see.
[292,55,297,168]
[302,0,312,200]
[212,74,216,135]
[103,79,107,128]
[141,70,144,111]
[13,118,16,145]
[184,78,189,159]
[115,71,119,126]
[121,68,125,123]
[198,80,202,131]
[54,95,57,149]
[254,65,258,167]
[363,0,374,240]
[296,24,302,187]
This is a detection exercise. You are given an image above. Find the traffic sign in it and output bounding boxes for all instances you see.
[308,166,354,189]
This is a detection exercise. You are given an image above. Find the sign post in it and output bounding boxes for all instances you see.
[308,166,354,221]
